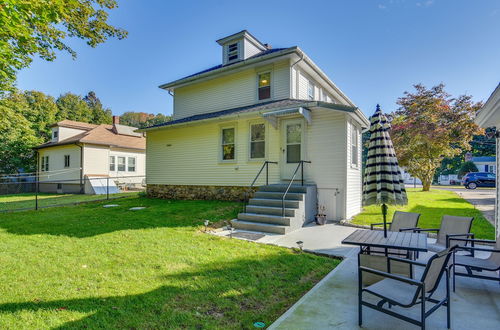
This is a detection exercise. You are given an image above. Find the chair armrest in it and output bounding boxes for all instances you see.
[399,227,420,232]
[454,246,500,253]
[413,228,440,233]
[387,256,427,267]
[370,222,391,230]
[446,233,475,248]
[359,266,422,286]
[448,237,495,245]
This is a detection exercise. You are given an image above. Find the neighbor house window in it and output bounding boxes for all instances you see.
[52,130,58,139]
[127,157,136,172]
[250,123,265,159]
[221,127,235,161]
[41,156,49,172]
[64,155,70,168]
[109,156,116,171]
[308,81,315,100]
[117,156,126,171]
[227,42,239,62]
[258,72,271,100]
[351,125,359,167]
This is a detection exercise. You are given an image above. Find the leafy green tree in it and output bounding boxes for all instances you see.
[56,92,92,122]
[84,91,112,124]
[458,161,478,178]
[391,84,483,191]
[23,90,59,139]
[0,0,127,91]
[120,111,171,128]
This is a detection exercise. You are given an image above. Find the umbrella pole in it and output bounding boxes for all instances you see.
[382,204,388,238]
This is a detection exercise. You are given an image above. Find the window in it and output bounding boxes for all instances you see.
[322,89,328,102]
[41,156,49,172]
[127,157,136,172]
[117,156,126,171]
[258,72,271,100]
[250,123,265,159]
[221,127,235,161]
[351,125,359,167]
[53,130,58,139]
[227,42,239,62]
[64,155,70,168]
[109,156,116,171]
[308,81,315,100]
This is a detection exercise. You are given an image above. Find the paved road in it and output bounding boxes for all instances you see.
[436,187,495,226]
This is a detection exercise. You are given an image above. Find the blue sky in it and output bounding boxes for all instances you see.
[17,0,500,118]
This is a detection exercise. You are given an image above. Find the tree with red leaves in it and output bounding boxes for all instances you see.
[390,84,483,191]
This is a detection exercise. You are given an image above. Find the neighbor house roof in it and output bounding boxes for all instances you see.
[35,121,145,150]
[471,156,496,163]
[475,83,500,128]
[139,98,357,132]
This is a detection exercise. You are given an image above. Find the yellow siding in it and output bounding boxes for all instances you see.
[173,60,291,120]
[38,145,81,182]
[147,116,281,186]
[83,144,109,175]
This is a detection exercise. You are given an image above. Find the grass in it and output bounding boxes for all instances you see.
[352,188,495,239]
[0,192,139,211]
[0,196,339,329]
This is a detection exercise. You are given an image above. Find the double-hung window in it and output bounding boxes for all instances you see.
[53,130,58,139]
[250,123,265,159]
[127,157,136,172]
[308,81,315,100]
[41,156,49,172]
[221,127,235,161]
[258,72,271,100]
[117,156,126,171]
[64,155,70,168]
[109,156,116,171]
[351,125,359,167]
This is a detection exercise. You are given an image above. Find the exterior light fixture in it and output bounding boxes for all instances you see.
[296,241,304,251]
[204,220,210,232]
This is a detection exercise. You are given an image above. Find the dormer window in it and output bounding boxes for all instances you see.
[227,42,239,62]
[52,130,58,140]
[258,72,271,100]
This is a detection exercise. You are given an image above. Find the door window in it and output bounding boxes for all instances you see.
[286,123,302,163]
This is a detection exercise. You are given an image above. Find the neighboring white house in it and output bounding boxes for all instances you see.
[438,174,459,185]
[471,156,496,174]
[34,117,146,194]
[475,82,500,236]
[139,30,370,234]
[399,168,422,185]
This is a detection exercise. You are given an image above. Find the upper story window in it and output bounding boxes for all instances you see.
[250,123,265,159]
[64,155,70,168]
[308,81,315,100]
[52,130,58,139]
[221,127,235,161]
[351,125,359,167]
[258,72,271,100]
[227,42,239,62]
[321,89,329,102]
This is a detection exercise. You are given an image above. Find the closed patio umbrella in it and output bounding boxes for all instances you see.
[363,104,408,237]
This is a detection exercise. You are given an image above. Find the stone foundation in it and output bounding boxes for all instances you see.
[146,184,258,202]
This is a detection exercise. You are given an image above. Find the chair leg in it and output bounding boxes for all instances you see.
[446,269,451,329]
[452,254,456,292]
[421,295,426,330]
[358,263,363,326]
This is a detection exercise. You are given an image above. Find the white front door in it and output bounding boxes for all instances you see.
[281,118,305,180]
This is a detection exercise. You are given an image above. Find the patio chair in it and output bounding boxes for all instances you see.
[369,211,421,258]
[359,246,455,330]
[449,235,500,291]
[413,215,474,253]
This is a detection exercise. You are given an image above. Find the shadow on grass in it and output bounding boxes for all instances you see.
[0,197,242,238]
[0,253,336,329]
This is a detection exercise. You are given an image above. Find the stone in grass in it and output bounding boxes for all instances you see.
[129,207,146,211]
[103,204,119,208]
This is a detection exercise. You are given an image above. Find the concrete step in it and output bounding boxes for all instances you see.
[245,205,295,217]
[248,198,300,208]
[258,184,309,193]
[254,191,304,200]
[237,212,291,226]
[231,219,288,234]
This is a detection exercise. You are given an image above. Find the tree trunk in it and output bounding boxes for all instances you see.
[422,179,432,191]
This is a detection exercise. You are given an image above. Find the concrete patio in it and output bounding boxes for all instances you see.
[214,223,500,329]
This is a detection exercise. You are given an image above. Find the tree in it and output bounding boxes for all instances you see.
[0,0,127,91]
[120,111,171,128]
[56,92,92,122]
[390,84,483,191]
[84,91,112,124]
[458,161,478,178]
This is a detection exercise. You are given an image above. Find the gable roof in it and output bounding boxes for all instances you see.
[51,120,98,130]
[35,121,145,150]
[139,98,358,132]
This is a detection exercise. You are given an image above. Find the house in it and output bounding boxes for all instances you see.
[475,82,500,236]
[471,156,496,174]
[399,168,422,185]
[438,174,459,185]
[139,31,369,234]
[34,117,146,194]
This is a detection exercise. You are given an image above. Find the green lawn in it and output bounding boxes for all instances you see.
[0,196,338,329]
[0,192,139,211]
[352,188,495,239]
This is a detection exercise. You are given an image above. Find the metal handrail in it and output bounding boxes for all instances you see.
[281,160,311,217]
[243,161,278,211]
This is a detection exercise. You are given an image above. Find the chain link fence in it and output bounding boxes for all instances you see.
[0,173,146,212]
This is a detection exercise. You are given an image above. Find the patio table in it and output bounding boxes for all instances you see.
[342,229,428,253]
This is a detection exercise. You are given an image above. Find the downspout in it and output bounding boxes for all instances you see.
[290,51,305,99]
[75,143,84,193]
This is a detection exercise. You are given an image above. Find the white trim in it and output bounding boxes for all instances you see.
[248,121,267,161]
[257,70,273,102]
[220,125,237,163]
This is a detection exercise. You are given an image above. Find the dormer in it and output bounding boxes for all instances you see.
[216,30,268,65]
